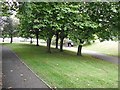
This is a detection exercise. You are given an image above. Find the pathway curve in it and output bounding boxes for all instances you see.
[63,46,119,64]
[40,43,119,64]
[83,49,119,64]
[2,46,51,89]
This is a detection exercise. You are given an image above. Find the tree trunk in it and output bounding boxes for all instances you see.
[2,38,4,42]
[10,34,13,43]
[60,37,64,52]
[77,45,82,56]
[47,38,51,53]
[30,37,33,44]
[35,30,39,46]
[55,32,59,49]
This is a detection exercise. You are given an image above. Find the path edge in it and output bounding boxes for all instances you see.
[8,47,55,90]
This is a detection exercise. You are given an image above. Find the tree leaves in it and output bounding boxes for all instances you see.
[16,2,119,45]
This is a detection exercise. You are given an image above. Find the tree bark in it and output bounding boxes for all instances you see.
[55,32,59,49]
[35,30,39,46]
[10,34,13,43]
[47,38,51,53]
[2,38,4,42]
[60,37,64,52]
[30,37,33,44]
[77,45,82,56]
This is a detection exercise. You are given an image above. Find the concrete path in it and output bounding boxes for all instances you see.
[2,46,51,89]
[63,47,119,64]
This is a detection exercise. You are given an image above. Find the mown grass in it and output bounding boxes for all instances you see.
[4,43,118,88]
[84,41,119,57]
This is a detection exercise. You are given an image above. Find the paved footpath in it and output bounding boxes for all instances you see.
[82,49,119,64]
[2,46,51,89]
[63,47,119,64]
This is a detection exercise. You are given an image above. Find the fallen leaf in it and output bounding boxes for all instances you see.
[8,87,12,89]
[24,79,27,81]
[10,70,13,72]
[20,74,23,77]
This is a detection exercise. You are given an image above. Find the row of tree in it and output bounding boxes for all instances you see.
[1,2,119,56]
[0,16,19,43]
[1,1,19,43]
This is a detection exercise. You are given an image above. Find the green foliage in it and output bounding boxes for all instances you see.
[86,2,119,41]
[17,2,119,41]
[1,1,19,43]
[1,2,19,16]
[1,16,19,39]
[16,2,119,54]
[68,2,119,46]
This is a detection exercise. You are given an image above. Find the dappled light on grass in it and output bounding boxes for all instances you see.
[5,43,118,88]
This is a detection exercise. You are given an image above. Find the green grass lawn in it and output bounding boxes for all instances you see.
[83,41,119,57]
[4,43,118,88]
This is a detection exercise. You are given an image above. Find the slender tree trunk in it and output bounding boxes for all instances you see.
[47,38,51,53]
[77,45,82,56]
[10,34,13,43]
[35,30,39,46]
[2,38,4,42]
[60,37,64,52]
[55,32,59,49]
[2,37,5,42]
[30,37,33,44]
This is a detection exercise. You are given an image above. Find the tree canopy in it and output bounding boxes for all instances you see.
[1,2,119,55]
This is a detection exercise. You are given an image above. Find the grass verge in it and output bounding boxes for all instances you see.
[4,43,118,88]
[84,41,119,57]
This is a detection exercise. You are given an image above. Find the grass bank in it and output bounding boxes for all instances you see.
[84,41,119,57]
[4,43,118,88]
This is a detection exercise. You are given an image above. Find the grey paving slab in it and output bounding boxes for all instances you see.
[2,46,51,89]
